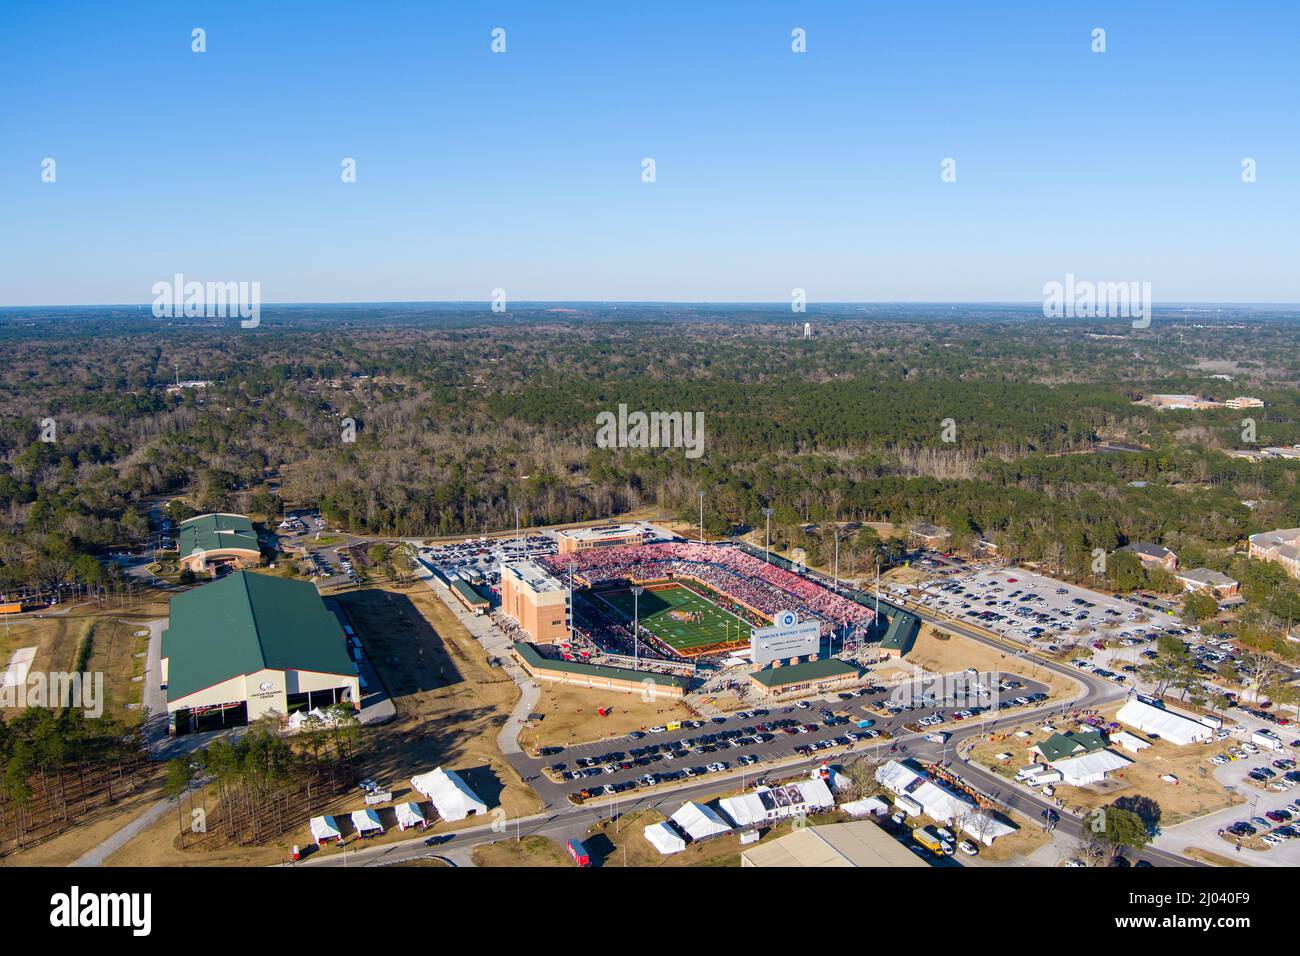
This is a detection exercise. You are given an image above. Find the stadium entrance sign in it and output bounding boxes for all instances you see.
[751,610,820,666]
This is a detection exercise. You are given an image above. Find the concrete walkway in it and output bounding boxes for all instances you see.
[69,794,177,867]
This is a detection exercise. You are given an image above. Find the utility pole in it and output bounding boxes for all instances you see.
[698,491,705,544]
[631,586,644,670]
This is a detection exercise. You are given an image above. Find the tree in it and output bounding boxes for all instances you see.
[162,756,198,848]
[1182,590,1218,625]
[1102,805,1151,852]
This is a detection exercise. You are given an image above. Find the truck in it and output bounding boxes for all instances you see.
[1252,730,1284,752]
[911,828,949,856]
[566,838,591,867]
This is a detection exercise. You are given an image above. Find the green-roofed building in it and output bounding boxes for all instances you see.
[162,571,359,735]
[749,657,859,698]
[1031,731,1106,764]
[877,608,920,658]
[512,642,688,700]
[177,512,262,577]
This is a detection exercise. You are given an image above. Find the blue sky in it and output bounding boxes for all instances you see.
[2,1,1296,305]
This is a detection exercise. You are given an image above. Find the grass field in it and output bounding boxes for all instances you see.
[597,583,749,657]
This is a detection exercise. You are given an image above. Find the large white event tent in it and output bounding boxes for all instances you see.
[670,801,733,841]
[643,821,687,855]
[410,767,489,821]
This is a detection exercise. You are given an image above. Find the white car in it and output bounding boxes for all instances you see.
[957,840,979,856]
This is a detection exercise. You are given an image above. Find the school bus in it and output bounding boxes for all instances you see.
[0,603,23,615]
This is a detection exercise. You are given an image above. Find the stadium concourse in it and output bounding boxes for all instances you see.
[539,542,875,661]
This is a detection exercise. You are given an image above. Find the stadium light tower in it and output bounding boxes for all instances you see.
[697,491,705,543]
[833,528,840,593]
[762,507,774,563]
[630,586,645,670]
[567,560,576,642]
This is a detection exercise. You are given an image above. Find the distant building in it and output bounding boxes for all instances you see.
[1248,528,1300,581]
[1118,542,1178,573]
[165,379,212,394]
[1174,567,1240,598]
[177,513,261,575]
[555,523,646,554]
[500,560,570,642]
[1143,394,1221,410]
[1225,396,1264,409]
[908,523,952,549]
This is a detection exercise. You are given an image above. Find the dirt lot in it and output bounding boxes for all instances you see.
[472,834,572,867]
[906,623,1077,701]
[107,583,542,866]
[1,595,168,727]
[525,683,695,750]
[969,705,1243,826]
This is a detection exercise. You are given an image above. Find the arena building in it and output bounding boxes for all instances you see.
[162,571,359,735]
[556,523,647,554]
[500,560,571,642]
[177,512,261,575]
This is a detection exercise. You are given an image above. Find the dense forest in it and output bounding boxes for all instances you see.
[2,304,1300,634]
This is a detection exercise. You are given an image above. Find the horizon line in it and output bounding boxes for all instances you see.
[3,299,1300,311]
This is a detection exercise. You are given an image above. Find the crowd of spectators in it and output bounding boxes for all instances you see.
[540,542,874,640]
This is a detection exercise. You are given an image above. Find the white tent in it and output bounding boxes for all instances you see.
[351,808,384,836]
[411,767,489,821]
[1054,749,1132,786]
[395,802,427,831]
[1116,700,1212,746]
[960,812,1016,847]
[289,707,340,730]
[796,778,836,810]
[841,796,890,818]
[1111,730,1152,754]
[875,760,977,824]
[309,814,341,845]
[671,801,733,841]
[718,793,767,828]
[643,821,687,855]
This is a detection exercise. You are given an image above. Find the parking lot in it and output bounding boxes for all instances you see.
[913,567,1188,656]
[417,533,559,599]
[525,672,1050,804]
[1157,737,1300,865]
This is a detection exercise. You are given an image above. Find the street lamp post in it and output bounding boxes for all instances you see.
[762,507,773,563]
[698,491,705,543]
[631,586,644,670]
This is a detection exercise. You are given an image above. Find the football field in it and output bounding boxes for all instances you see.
[597,583,750,657]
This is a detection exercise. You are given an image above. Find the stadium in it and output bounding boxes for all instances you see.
[538,542,875,661]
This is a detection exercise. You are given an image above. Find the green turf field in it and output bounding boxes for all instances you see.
[597,584,749,655]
